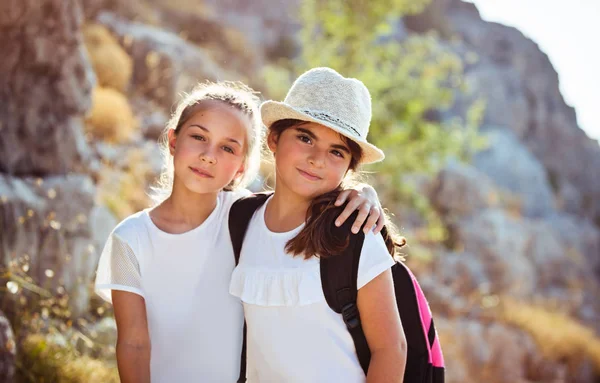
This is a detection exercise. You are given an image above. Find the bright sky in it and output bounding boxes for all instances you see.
[466,0,600,141]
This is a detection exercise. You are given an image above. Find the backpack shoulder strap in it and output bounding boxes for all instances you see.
[392,261,429,355]
[320,210,371,374]
[228,192,271,383]
[228,192,272,265]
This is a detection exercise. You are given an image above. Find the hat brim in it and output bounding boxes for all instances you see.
[260,101,385,164]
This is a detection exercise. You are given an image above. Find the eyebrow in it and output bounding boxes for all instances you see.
[189,124,242,147]
[295,127,350,154]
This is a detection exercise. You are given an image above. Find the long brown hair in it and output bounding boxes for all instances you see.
[268,119,406,259]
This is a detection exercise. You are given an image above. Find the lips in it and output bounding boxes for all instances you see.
[190,166,214,178]
[297,168,321,181]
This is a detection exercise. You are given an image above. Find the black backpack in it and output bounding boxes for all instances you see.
[229,193,445,383]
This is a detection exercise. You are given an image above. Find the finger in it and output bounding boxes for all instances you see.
[373,208,386,234]
[352,207,371,234]
[335,198,363,227]
[335,189,353,206]
[362,206,380,234]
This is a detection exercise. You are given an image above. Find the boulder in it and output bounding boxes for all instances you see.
[454,209,537,297]
[430,161,498,218]
[0,174,98,317]
[0,0,95,176]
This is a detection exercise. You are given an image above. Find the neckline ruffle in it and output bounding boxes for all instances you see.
[229,263,325,307]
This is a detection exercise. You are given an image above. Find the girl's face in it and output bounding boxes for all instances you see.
[169,101,248,195]
[269,122,353,200]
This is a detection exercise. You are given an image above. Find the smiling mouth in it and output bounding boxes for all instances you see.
[190,166,214,178]
[297,168,321,181]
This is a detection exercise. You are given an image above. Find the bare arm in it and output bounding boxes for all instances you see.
[112,290,151,383]
[335,183,386,234]
[357,269,407,382]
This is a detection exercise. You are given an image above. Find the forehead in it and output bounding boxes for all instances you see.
[183,101,250,138]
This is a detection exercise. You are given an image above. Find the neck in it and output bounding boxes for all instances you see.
[155,180,219,231]
[265,184,311,233]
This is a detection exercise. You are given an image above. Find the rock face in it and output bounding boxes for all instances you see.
[0,311,16,382]
[200,0,301,60]
[473,129,555,217]
[0,0,100,317]
[436,318,569,383]
[406,0,600,225]
[0,174,100,316]
[0,0,95,176]
[96,12,227,109]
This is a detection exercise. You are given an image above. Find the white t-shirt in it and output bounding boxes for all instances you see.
[229,196,396,383]
[95,189,249,383]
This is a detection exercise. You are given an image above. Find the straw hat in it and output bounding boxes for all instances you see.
[260,67,385,164]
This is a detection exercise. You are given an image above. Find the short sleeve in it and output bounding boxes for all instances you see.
[95,232,144,303]
[357,231,396,289]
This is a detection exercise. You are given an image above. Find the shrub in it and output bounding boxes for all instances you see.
[17,334,119,383]
[83,23,133,92]
[86,87,137,143]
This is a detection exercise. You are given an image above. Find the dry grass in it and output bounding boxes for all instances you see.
[86,87,137,143]
[2,263,118,383]
[153,0,213,18]
[18,334,119,383]
[83,24,133,92]
[498,297,600,374]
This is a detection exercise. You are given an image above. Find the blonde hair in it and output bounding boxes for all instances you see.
[151,81,263,204]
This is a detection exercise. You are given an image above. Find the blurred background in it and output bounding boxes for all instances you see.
[0,0,599,382]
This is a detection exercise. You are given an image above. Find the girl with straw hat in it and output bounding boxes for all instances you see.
[230,67,407,382]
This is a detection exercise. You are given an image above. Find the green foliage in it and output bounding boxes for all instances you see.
[17,334,119,383]
[264,0,486,243]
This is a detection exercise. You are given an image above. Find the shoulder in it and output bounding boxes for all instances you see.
[219,188,252,211]
[357,230,395,289]
[110,210,148,246]
[361,230,389,253]
[225,190,271,216]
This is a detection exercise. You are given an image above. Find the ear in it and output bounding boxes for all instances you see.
[167,129,177,155]
[234,163,246,182]
[267,130,279,154]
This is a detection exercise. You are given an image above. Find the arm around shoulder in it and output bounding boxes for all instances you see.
[112,290,151,383]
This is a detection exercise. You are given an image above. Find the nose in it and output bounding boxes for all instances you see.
[308,150,325,168]
[200,148,217,165]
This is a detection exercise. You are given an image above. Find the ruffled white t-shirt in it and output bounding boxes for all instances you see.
[229,196,395,383]
[95,189,249,383]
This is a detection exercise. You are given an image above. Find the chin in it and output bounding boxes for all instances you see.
[184,179,223,195]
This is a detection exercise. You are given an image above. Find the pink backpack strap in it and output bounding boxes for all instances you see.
[408,267,445,368]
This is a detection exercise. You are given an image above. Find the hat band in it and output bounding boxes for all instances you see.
[300,109,361,138]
